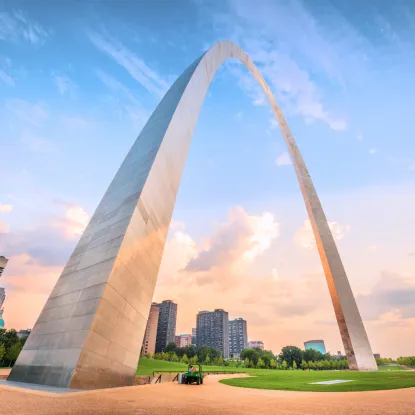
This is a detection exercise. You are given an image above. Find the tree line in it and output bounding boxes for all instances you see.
[0,329,25,367]
[144,343,350,370]
[397,356,415,368]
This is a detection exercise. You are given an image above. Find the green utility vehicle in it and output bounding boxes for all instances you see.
[183,364,204,385]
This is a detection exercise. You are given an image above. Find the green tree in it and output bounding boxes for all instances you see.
[0,343,5,362]
[257,358,265,369]
[165,342,177,354]
[301,359,308,370]
[244,358,251,368]
[218,356,224,366]
[303,348,324,362]
[205,355,211,365]
[182,354,189,364]
[279,346,303,368]
[261,351,274,368]
[281,360,288,370]
[171,353,179,362]
[240,348,260,366]
[293,360,297,370]
[145,353,152,359]
[5,342,22,366]
[0,329,19,351]
[270,358,277,369]
[190,355,198,364]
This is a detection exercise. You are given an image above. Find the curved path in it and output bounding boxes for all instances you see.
[1,375,414,415]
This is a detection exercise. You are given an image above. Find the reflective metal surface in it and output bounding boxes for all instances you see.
[9,40,376,389]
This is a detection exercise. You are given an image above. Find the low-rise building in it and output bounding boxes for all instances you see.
[248,340,264,350]
[304,339,326,355]
[174,334,192,348]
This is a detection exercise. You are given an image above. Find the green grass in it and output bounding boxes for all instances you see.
[137,359,415,392]
[377,365,405,371]
[220,370,415,392]
[136,358,248,376]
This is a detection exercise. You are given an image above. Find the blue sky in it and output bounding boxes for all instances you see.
[0,0,414,357]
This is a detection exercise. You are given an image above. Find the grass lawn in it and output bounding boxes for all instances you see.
[137,358,248,376]
[377,365,405,371]
[220,370,415,392]
[137,359,415,392]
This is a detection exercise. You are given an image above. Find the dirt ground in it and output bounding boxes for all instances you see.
[1,374,414,415]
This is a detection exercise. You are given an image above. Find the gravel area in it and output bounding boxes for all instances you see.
[1,374,414,415]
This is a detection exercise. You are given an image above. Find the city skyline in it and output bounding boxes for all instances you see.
[0,0,414,360]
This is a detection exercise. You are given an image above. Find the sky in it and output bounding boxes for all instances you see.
[0,0,414,358]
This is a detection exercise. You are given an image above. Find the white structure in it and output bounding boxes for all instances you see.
[11,40,376,390]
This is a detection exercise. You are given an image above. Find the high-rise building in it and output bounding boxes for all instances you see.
[191,328,197,345]
[248,340,264,350]
[155,300,177,353]
[0,287,5,310]
[0,256,8,278]
[0,256,8,329]
[228,318,248,359]
[141,303,160,356]
[196,309,229,358]
[304,339,326,355]
[174,334,192,348]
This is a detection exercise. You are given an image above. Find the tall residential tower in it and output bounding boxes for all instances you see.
[154,300,177,353]
[0,256,8,328]
[196,309,229,358]
[229,318,248,359]
[141,303,160,356]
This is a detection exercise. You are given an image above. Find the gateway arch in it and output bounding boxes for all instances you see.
[10,40,377,389]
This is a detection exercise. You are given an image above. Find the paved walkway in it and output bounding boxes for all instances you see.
[1,374,414,415]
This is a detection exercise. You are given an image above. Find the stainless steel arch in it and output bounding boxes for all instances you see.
[10,40,376,390]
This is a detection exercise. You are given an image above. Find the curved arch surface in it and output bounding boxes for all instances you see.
[10,41,376,389]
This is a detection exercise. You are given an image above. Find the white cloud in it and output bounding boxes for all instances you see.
[217,1,357,131]
[21,131,55,153]
[88,31,169,97]
[96,69,150,128]
[357,271,415,320]
[0,68,14,86]
[0,10,48,45]
[0,204,13,213]
[294,219,351,250]
[53,203,90,239]
[6,98,48,126]
[53,74,78,96]
[276,151,292,166]
[367,244,378,253]
[271,268,280,281]
[60,115,92,130]
[185,206,279,284]
[369,148,377,154]
[0,219,10,234]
